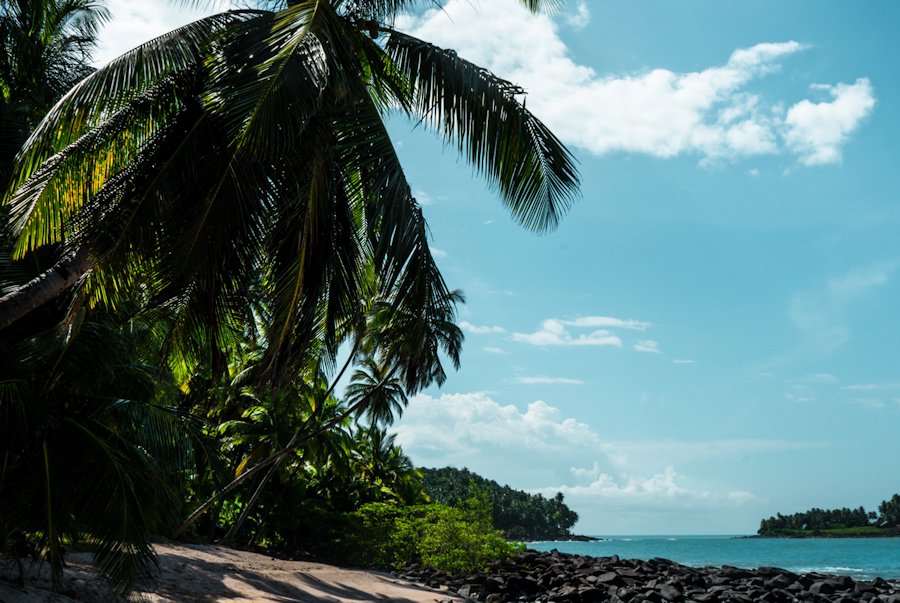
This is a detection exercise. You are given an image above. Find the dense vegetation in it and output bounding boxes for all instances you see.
[421,467,579,540]
[0,0,579,595]
[758,494,900,536]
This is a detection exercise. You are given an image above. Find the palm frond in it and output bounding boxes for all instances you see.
[385,30,579,233]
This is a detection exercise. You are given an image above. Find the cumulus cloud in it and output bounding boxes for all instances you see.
[784,79,876,165]
[514,376,584,385]
[403,0,874,166]
[459,321,506,334]
[512,316,652,349]
[393,393,612,486]
[393,392,758,511]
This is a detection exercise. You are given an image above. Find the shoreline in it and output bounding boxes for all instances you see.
[4,542,899,602]
[745,529,900,539]
[397,548,900,603]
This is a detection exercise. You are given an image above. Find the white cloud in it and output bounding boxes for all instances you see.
[563,1,590,30]
[515,376,584,385]
[393,393,612,486]
[537,466,758,510]
[93,0,220,66]
[567,316,651,330]
[842,383,879,391]
[788,263,897,354]
[394,392,758,512]
[672,359,696,365]
[459,321,505,334]
[784,79,876,165]
[430,247,449,259]
[513,319,623,346]
[828,261,897,301]
[484,346,507,354]
[413,187,436,205]
[634,339,661,354]
[404,0,873,166]
[511,315,654,348]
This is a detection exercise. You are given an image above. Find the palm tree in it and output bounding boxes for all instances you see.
[347,356,408,426]
[0,0,579,387]
[351,424,426,505]
[0,314,197,594]
[0,0,109,183]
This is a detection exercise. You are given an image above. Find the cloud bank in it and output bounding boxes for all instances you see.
[393,392,757,515]
[403,0,874,166]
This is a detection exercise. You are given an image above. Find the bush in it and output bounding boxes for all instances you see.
[322,492,523,573]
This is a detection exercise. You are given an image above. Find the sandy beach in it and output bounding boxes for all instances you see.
[0,543,462,602]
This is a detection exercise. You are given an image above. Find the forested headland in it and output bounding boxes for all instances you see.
[757,494,900,537]
[420,467,583,541]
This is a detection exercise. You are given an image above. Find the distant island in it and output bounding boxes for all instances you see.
[755,493,900,537]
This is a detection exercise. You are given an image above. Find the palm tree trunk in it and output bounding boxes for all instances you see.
[0,248,92,330]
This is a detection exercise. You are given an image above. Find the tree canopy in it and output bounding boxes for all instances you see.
[420,466,580,540]
[758,495,900,535]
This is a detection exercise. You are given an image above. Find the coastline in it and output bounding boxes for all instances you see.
[398,548,900,603]
[747,528,900,539]
[5,542,900,602]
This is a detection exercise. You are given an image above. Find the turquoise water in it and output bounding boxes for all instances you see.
[528,536,900,580]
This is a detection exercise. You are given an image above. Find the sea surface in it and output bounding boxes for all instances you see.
[528,536,900,580]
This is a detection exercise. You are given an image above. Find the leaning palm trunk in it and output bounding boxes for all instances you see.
[0,247,91,329]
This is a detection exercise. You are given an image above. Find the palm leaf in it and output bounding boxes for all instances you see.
[385,30,579,232]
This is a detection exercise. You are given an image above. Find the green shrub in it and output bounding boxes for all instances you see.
[334,492,523,573]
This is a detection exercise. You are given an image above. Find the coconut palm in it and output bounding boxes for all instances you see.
[0,314,197,594]
[0,0,109,183]
[347,356,407,426]
[0,0,579,390]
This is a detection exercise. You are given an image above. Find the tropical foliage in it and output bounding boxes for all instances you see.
[304,494,524,573]
[0,0,579,596]
[420,466,579,540]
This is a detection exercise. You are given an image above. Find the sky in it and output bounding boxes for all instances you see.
[93,1,900,535]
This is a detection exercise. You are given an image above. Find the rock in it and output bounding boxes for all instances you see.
[810,581,836,596]
[396,549,894,603]
[599,571,626,586]
[656,583,683,602]
[458,584,479,598]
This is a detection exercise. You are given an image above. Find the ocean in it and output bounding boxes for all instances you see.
[528,536,900,580]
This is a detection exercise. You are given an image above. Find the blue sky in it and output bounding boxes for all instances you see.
[95,1,899,535]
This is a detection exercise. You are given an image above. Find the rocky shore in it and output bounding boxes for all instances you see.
[395,549,900,603]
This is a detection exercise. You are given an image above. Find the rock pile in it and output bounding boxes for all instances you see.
[394,549,900,603]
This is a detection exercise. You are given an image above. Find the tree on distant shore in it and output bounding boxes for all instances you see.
[757,498,900,535]
[879,494,900,527]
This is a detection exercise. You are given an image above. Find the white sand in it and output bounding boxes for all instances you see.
[0,543,463,602]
